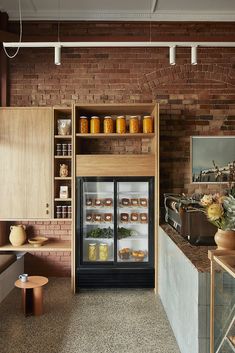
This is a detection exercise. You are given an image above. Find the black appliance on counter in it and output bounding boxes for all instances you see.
[164,193,216,246]
[76,177,154,289]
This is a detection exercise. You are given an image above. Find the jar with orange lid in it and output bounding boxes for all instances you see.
[90,116,100,134]
[116,116,126,134]
[79,116,88,134]
[103,116,114,134]
[143,116,153,133]
[129,116,139,134]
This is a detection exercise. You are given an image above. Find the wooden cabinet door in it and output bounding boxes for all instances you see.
[0,108,52,219]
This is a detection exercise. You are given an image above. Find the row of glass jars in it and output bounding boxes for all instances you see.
[79,115,153,134]
[88,243,109,261]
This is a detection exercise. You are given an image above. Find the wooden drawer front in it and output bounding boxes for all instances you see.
[76,155,155,176]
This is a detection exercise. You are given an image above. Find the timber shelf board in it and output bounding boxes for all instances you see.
[54,135,72,139]
[54,156,72,159]
[54,198,72,201]
[76,133,155,139]
[54,177,72,180]
[0,240,71,252]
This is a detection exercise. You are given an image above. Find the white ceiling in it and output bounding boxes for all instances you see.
[0,0,235,21]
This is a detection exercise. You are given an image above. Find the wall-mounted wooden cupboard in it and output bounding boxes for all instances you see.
[0,108,52,220]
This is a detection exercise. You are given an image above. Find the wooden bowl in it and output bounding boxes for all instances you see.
[28,236,48,247]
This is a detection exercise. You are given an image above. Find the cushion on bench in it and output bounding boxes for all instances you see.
[0,254,16,274]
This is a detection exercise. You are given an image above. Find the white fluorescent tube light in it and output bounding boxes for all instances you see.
[3,41,235,48]
[54,45,61,65]
[169,46,176,65]
[191,46,197,65]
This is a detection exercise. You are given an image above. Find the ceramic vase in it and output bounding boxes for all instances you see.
[9,225,26,246]
[214,229,235,250]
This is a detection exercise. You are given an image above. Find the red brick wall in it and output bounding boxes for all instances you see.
[12,221,71,276]
[7,21,235,274]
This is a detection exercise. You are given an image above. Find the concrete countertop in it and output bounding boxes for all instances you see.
[160,223,216,272]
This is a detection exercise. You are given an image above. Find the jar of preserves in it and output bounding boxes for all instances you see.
[79,116,88,134]
[88,243,97,261]
[143,116,153,133]
[116,116,126,134]
[103,116,114,133]
[99,243,109,261]
[90,116,100,134]
[129,116,139,133]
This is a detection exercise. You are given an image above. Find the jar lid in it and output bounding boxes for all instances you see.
[91,116,100,119]
[130,115,138,119]
[117,116,125,119]
[89,243,96,246]
[80,116,88,119]
[100,243,108,246]
[143,115,152,118]
[104,116,112,119]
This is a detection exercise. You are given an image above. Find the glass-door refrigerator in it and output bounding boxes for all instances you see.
[76,177,154,289]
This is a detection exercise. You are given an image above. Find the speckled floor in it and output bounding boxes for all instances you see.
[0,278,180,353]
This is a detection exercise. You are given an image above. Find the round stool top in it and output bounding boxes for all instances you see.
[15,276,48,289]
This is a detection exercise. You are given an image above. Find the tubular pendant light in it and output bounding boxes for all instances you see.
[169,46,176,65]
[191,46,197,65]
[54,45,61,65]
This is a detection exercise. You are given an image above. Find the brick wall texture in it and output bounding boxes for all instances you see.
[7,21,235,275]
[12,220,71,276]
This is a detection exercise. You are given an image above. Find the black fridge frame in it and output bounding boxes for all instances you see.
[76,176,154,270]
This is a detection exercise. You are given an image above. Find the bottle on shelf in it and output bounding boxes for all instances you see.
[90,116,100,133]
[143,116,153,133]
[129,116,139,133]
[103,116,114,133]
[116,116,126,134]
[79,116,89,134]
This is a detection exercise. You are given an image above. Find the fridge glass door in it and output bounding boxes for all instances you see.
[82,181,114,262]
[117,181,149,263]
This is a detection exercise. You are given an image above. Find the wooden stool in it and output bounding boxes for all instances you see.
[15,276,48,316]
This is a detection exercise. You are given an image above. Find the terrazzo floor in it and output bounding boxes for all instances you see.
[0,278,180,353]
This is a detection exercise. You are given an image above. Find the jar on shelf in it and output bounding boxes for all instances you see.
[143,116,153,133]
[129,116,139,133]
[88,243,97,261]
[79,116,89,134]
[116,116,126,134]
[90,116,100,134]
[99,243,109,261]
[103,116,114,133]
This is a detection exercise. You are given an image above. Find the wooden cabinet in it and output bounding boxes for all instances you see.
[0,108,52,219]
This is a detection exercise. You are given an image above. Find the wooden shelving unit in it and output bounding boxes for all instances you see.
[53,107,73,220]
[0,240,71,252]
[73,103,159,291]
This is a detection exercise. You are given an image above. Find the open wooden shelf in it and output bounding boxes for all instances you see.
[76,133,155,138]
[54,177,72,180]
[54,135,72,139]
[54,198,72,201]
[0,240,71,252]
[54,156,72,159]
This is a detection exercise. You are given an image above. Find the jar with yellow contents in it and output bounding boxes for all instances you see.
[129,116,139,133]
[79,116,88,134]
[99,243,109,261]
[88,243,97,261]
[143,116,153,133]
[116,116,126,134]
[90,116,100,134]
[103,116,114,134]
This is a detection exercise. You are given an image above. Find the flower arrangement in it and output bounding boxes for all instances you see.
[200,193,235,231]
